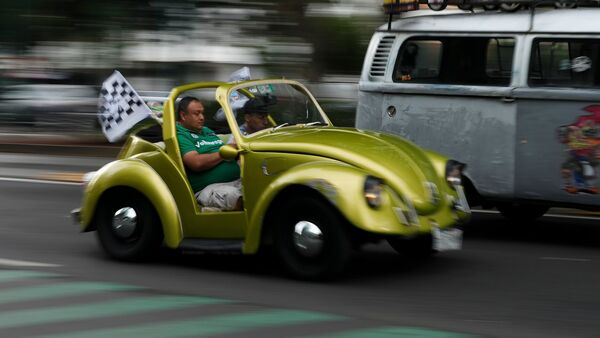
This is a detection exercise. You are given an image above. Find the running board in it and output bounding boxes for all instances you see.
[178,239,244,253]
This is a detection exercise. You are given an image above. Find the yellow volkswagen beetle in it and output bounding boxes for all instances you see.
[74,79,469,280]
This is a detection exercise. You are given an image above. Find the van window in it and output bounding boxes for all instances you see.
[529,39,600,88]
[393,37,515,86]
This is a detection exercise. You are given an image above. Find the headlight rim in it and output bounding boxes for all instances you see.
[445,160,466,190]
[364,175,384,209]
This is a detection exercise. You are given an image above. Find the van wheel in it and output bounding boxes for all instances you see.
[500,2,521,11]
[427,0,448,11]
[495,203,549,222]
[96,190,163,261]
[387,235,435,258]
[273,196,351,280]
[457,1,473,10]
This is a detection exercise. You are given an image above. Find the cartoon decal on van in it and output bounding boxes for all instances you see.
[558,105,600,194]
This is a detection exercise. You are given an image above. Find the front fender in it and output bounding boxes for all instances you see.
[80,159,183,248]
[422,149,448,182]
[244,161,409,254]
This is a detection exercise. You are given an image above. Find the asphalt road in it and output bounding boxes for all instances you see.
[0,177,599,338]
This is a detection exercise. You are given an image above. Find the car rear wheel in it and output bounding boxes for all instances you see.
[387,234,435,258]
[273,196,351,280]
[96,190,163,261]
[495,202,549,221]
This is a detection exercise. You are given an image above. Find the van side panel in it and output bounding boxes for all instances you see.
[358,31,519,200]
[357,31,399,131]
[380,90,517,199]
[358,10,600,211]
[513,34,600,208]
[514,90,600,206]
[356,91,383,131]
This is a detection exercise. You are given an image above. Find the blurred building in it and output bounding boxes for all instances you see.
[0,0,385,133]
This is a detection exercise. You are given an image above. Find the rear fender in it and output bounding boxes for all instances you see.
[80,159,182,248]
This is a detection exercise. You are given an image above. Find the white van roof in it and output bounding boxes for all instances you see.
[379,8,600,34]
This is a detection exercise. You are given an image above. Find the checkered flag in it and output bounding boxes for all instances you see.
[98,71,153,143]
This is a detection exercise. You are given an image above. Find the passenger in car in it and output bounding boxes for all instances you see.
[228,96,270,145]
[176,96,242,211]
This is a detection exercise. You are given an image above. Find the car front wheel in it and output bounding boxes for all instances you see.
[96,190,163,261]
[273,196,351,280]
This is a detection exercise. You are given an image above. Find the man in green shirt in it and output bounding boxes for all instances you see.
[176,96,241,210]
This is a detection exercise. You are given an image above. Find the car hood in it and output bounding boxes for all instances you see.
[248,127,443,212]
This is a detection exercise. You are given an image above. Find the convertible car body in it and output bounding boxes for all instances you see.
[74,79,470,279]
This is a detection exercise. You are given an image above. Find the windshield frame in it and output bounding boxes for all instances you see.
[217,79,332,147]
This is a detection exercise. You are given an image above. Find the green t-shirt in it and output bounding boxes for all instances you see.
[176,123,240,192]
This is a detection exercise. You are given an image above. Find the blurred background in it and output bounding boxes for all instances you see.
[0,0,385,137]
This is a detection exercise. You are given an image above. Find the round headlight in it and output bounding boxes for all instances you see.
[445,160,465,189]
[364,176,383,208]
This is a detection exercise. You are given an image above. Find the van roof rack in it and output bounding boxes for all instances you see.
[383,0,598,30]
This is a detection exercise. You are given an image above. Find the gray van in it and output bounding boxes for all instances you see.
[357,8,600,219]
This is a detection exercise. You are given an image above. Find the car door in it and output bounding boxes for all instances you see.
[164,85,247,240]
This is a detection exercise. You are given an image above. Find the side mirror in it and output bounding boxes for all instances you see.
[219,144,240,161]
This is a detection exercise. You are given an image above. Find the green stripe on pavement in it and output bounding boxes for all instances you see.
[33,309,345,338]
[307,326,479,338]
[0,295,231,329]
[0,270,60,283]
[0,282,140,305]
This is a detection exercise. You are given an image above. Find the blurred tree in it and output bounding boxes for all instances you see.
[0,0,381,80]
[0,0,166,51]
[235,0,378,79]
[308,17,366,78]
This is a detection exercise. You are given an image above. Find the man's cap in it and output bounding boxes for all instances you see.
[242,95,274,115]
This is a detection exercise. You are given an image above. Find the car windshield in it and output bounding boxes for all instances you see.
[229,82,327,136]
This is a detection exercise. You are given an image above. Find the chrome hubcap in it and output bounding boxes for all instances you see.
[293,221,324,257]
[112,207,138,238]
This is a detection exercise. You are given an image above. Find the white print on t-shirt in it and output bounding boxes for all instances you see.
[195,139,223,148]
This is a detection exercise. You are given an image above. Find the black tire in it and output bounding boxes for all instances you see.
[554,1,577,8]
[499,3,521,11]
[457,2,473,10]
[496,202,549,222]
[387,234,435,258]
[483,4,499,10]
[96,190,163,261]
[427,0,448,11]
[273,196,351,280]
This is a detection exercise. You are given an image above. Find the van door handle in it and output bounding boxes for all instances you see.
[502,97,515,103]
